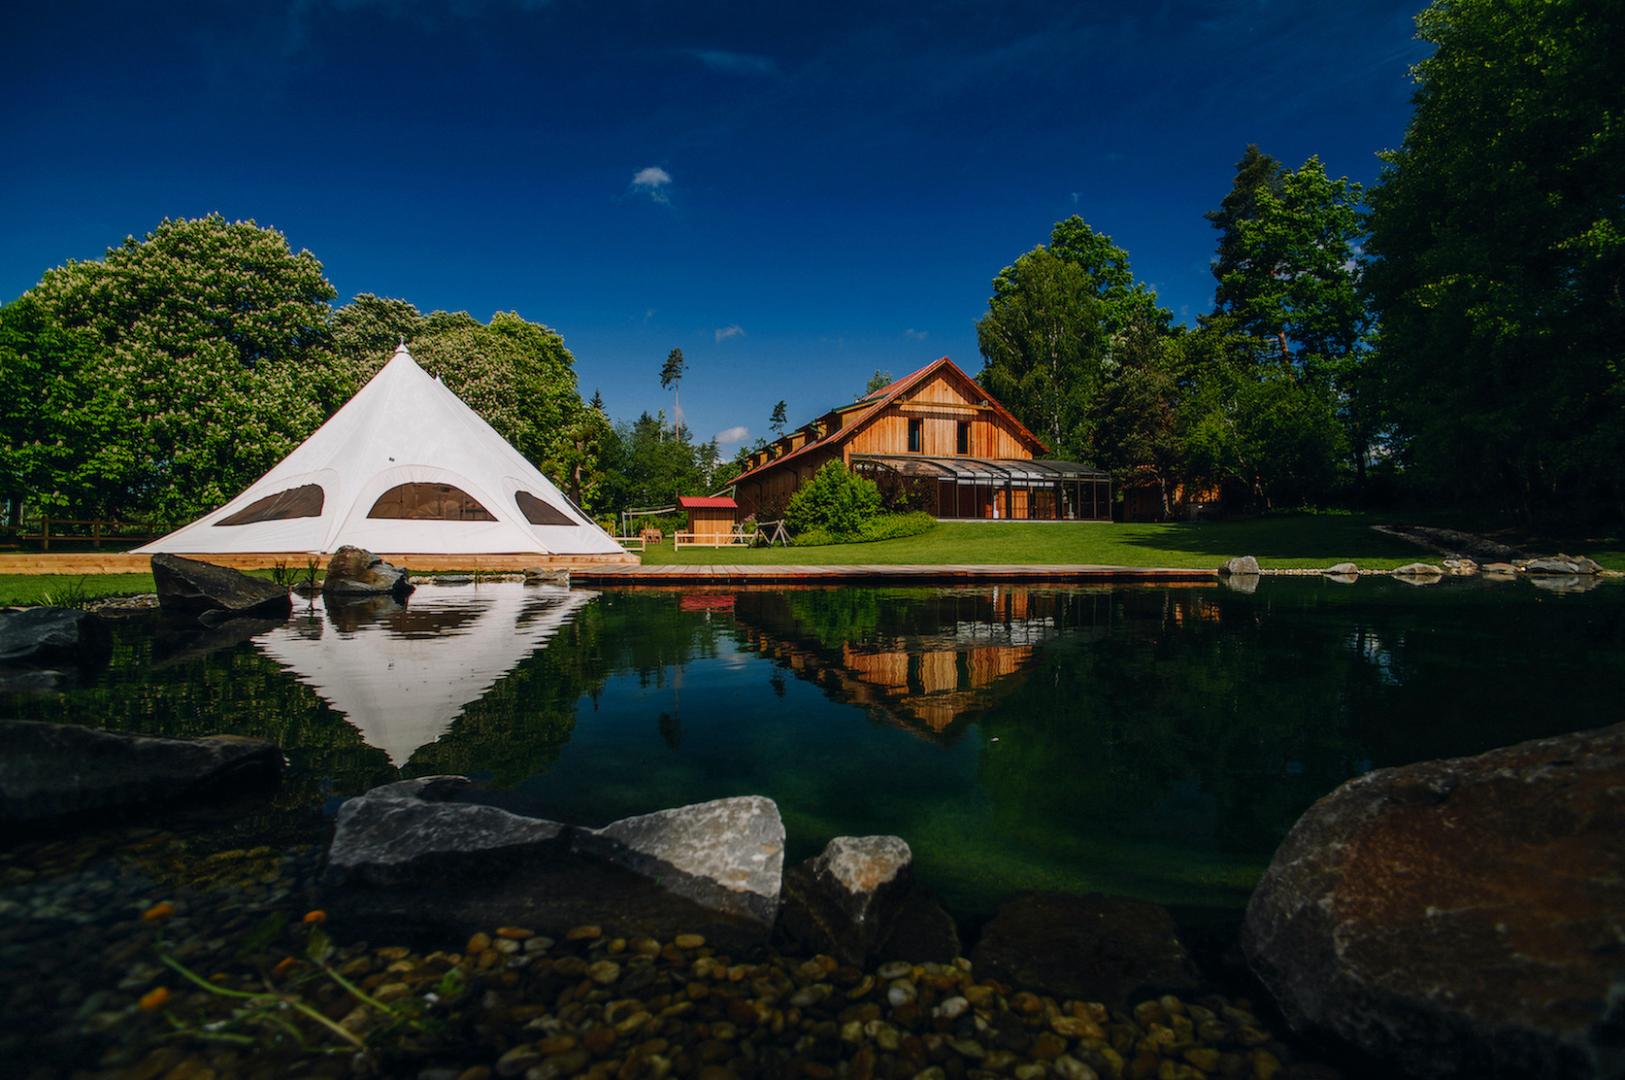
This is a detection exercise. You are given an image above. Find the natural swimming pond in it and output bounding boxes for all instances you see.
[6,576,1623,924]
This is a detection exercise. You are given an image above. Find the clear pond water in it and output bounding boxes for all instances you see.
[6,577,1624,921]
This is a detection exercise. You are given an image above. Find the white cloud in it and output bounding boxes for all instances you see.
[630,166,672,204]
[714,425,750,445]
[687,49,777,76]
[903,328,928,341]
[714,324,745,343]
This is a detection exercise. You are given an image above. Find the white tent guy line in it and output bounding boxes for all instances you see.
[136,345,626,557]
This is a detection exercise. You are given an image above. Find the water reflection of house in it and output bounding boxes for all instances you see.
[731,587,1086,738]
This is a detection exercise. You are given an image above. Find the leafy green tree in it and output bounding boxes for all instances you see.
[769,400,788,437]
[19,215,341,522]
[977,217,1178,466]
[597,411,712,510]
[1365,0,1625,518]
[1189,153,1368,503]
[784,460,881,537]
[1206,145,1284,309]
[660,347,687,437]
[976,246,1107,457]
[865,370,893,396]
[0,296,102,521]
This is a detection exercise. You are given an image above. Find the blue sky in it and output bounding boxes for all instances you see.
[2,0,1428,450]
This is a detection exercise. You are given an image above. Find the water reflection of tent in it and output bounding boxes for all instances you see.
[253,584,594,765]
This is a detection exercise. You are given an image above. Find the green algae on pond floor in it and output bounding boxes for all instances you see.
[4,578,1625,922]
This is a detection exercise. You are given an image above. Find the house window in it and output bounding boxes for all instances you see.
[217,484,324,526]
[956,420,970,455]
[367,483,496,521]
[908,418,923,452]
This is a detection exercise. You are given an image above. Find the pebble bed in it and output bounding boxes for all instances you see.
[0,824,1332,1080]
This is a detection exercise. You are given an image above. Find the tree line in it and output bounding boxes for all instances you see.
[976,0,1622,522]
[0,215,741,527]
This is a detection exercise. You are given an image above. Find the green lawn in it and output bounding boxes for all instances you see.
[0,573,157,607]
[642,513,1446,569]
[4,515,1617,605]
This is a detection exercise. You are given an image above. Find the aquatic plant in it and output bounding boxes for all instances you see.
[145,912,449,1058]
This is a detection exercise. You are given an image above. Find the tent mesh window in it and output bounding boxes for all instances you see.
[367,483,496,521]
[216,483,325,526]
[515,490,576,526]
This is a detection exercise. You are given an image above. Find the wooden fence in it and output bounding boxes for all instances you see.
[2,517,163,551]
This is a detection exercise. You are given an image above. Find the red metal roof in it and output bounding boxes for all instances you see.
[679,495,738,509]
[727,356,1048,486]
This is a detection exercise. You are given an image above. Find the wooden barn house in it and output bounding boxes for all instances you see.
[730,357,1111,522]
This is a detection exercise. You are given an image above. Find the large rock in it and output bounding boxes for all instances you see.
[1523,554,1603,576]
[1219,555,1260,576]
[1242,724,1625,1079]
[0,720,283,826]
[0,608,111,669]
[323,779,785,947]
[151,554,291,620]
[778,835,916,964]
[579,794,785,929]
[970,892,1199,1008]
[321,546,413,598]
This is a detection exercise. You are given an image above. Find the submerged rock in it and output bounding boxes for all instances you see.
[1243,723,1625,1079]
[321,546,413,598]
[0,607,111,669]
[0,720,283,826]
[1219,555,1260,576]
[970,892,1199,1008]
[323,779,785,947]
[325,776,568,889]
[151,554,292,620]
[778,835,916,964]
[1218,572,1259,594]
[875,888,962,963]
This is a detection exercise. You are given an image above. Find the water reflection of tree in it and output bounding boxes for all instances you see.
[0,615,399,830]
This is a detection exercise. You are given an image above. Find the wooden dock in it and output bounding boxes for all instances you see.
[574,564,1216,585]
[0,552,638,575]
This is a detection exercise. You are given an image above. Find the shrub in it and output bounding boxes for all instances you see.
[785,461,882,536]
[792,511,936,547]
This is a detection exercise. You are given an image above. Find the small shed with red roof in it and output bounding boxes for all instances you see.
[678,495,740,541]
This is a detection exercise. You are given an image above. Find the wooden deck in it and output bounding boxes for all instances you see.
[574,563,1216,585]
[0,552,639,575]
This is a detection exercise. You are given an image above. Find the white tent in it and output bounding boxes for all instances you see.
[136,344,625,557]
[255,584,595,765]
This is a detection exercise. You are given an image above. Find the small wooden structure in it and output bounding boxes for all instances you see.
[675,496,747,548]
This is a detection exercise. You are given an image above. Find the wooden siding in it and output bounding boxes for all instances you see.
[734,446,838,518]
[843,371,1038,461]
[687,507,736,537]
